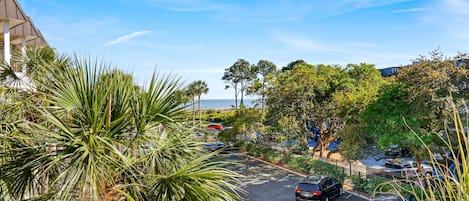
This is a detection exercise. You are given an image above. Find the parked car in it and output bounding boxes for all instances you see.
[203,142,227,152]
[383,159,433,178]
[385,145,412,158]
[370,193,414,201]
[295,175,343,201]
[207,124,224,131]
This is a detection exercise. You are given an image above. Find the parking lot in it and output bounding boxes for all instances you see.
[225,155,367,201]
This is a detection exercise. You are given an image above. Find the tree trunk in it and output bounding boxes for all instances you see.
[240,82,245,107]
[414,149,423,176]
[327,149,340,159]
[311,143,319,158]
[302,119,310,152]
[234,87,238,109]
[192,96,195,126]
[416,158,422,175]
[318,121,327,159]
[198,95,202,128]
[318,137,323,159]
[261,83,265,116]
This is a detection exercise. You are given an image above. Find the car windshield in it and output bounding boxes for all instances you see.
[298,183,319,192]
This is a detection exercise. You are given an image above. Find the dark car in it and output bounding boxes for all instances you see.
[295,175,343,201]
[207,124,224,131]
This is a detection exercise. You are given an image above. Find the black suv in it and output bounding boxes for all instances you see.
[295,175,343,201]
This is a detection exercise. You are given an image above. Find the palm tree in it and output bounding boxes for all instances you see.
[0,53,241,200]
[173,89,191,108]
[186,84,196,125]
[187,80,209,127]
[0,46,71,92]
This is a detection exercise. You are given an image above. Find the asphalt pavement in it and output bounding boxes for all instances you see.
[224,154,367,201]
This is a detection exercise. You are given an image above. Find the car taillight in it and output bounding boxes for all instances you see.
[312,191,321,195]
[295,188,301,193]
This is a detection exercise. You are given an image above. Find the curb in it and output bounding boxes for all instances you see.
[241,153,370,200]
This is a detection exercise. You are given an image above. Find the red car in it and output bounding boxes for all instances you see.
[207,124,224,131]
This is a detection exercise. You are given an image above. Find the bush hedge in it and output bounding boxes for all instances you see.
[242,142,345,182]
[310,160,346,183]
[350,174,427,199]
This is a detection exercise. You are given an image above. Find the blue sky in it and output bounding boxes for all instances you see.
[21,0,469,99]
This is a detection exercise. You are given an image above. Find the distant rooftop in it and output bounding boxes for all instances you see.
[379,56,469,77]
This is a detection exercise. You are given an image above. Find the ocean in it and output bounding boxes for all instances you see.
[191,99,257,109]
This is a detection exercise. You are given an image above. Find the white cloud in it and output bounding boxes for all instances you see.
[320,0,413,17]
[392,7,427,13]
[104,31,152,46]
[129,42,205,50]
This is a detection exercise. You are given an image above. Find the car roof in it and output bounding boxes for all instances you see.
[301,175,329,184]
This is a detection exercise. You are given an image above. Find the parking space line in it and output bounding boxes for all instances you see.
[346,193,353,199]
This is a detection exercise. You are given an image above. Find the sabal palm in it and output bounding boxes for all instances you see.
[0,55,241,200]
[187,80,209,127]
[0,46,70,92]
[173,89,192,108]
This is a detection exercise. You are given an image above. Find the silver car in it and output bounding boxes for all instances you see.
[383,159,433,178]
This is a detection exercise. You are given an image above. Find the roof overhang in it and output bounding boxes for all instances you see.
[0,17,24,29]
[0,0,47,46]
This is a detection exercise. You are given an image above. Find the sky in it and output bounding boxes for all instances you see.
[20,0,469,99]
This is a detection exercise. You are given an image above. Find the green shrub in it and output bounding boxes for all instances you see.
[350,176,391,195]
[286,155,313,174]
[264,149,281,163]
[350,174,368,193]
[218,129,236,143]
[242,142,346,183]
[366,177,393,195]
[280,152,291,164]
[232,140,245,148]
[310,160,346,183]
[400,185,428,200]
[244,143,257,156]
[351,175,428,199]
